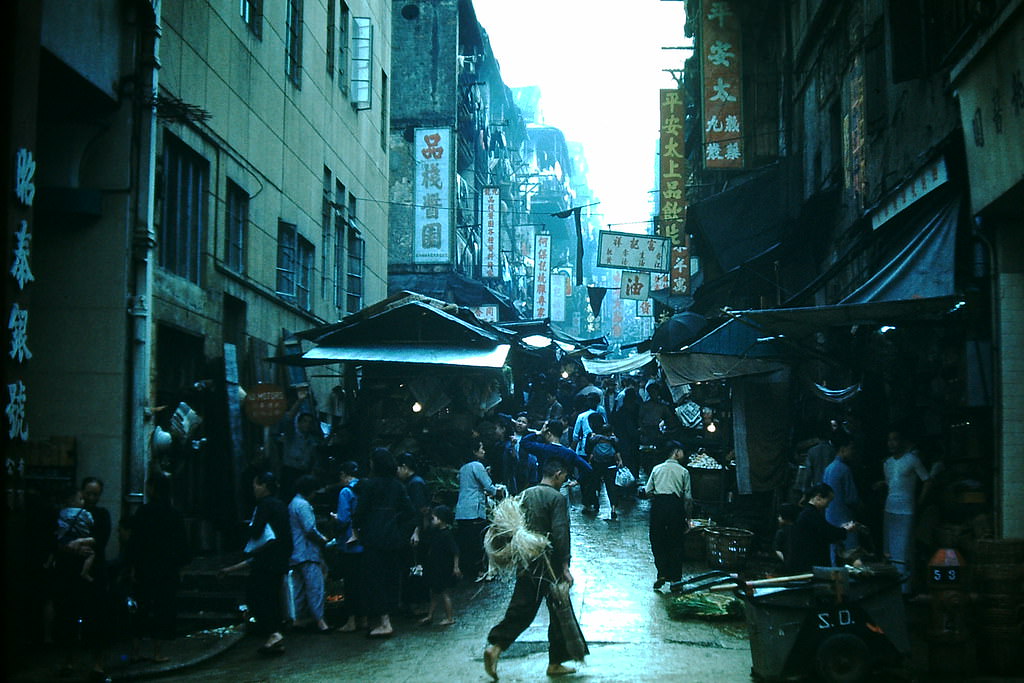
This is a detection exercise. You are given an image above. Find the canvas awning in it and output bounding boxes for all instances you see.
[656,319,787,384]
[301,343,511,368]
[725,191,963,338]
[581,351,655,376]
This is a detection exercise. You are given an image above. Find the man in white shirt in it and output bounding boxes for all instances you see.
[878,428,929,594]
[644,441,692,589]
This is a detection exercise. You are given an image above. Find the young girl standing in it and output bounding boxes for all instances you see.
[419,505,461,626]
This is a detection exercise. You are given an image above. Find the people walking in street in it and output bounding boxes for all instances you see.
[789,483,857,573]
[126,471,190,663]
[397,453,431,615]
[822,431,861,563]
[418,505,461,627]
[587,422,623,521]
[352,448,415,637]
[220,471,292,656]
[288,474,330,633]
[644,441,692,589]
[579,411,608,514]
[454,440,501,581]
[877,427,930,593]
[484,459,587,680]
[331,461,366,633]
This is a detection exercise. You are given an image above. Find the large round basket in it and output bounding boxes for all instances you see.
[705,527,754,570]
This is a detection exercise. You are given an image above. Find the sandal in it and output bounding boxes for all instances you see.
[257,641,286,656]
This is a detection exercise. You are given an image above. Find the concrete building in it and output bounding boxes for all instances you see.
[3,0,392,556]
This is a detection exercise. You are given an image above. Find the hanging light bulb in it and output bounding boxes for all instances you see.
[411,401,423,413]
[706,422,717,433]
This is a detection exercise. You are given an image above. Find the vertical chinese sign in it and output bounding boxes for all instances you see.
[8,150,34,444]
[481,186,500,279]
[701,0,743,169]
[414,128,452,264]
[533,233,551,319]
[660,88,691,296]
[549,272,567,322]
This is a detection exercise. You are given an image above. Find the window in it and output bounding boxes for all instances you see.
[346,225,364,314]
[159,135,207,284]
[380,71,389,148]
[276,221,314,310]
[337,2,350,93]
[346,194,363,313]
[321,168,333,300]
[286,0,303,87]
[351,17,372,109]
[334,181,347,308]
[240,0,263,38]
[326,1,336,78]
[225,180,248,274]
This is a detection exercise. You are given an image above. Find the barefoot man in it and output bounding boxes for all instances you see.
[484,460,586,679]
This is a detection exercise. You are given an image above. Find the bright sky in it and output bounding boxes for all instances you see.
[473,0,689,232]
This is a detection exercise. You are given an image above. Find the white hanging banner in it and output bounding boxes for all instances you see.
[481,186,500,278]
[414,128,452,263]
[533,234,551,318]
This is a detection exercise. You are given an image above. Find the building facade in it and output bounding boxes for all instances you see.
[4,0,392,553]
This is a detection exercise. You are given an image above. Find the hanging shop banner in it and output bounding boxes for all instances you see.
[659,89,687,245]
[469,305,498,323]
[515,225,536,261]
[481,186,500,278]
[700,0,744,169]
[612,294,624,339]
[670,244,690,295]
[414,127,452,263]
[620,271,651,301]
[598,231,671,272]
[550,272,567,322]
[533,233,551,318]
[638,299,654,318]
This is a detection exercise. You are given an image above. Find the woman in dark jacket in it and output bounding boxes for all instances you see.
[221,471,292,654]
[127,472,190,663]
[352,448,414,637]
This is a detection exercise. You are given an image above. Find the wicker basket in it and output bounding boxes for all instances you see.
[705,527,754,570]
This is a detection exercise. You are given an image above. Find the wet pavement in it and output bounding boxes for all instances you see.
[177,488,755,682]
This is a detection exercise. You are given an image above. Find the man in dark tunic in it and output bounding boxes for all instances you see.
[484,459,584,679]
[788,482,855,573]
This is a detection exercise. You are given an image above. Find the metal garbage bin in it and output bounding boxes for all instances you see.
[738,566,910,682]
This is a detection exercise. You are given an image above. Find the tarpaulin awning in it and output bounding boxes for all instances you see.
[725,191,963,338]
[581,351,655,376]
[657,320,787,384]
[686,163,795,273]
[301,343,511,368]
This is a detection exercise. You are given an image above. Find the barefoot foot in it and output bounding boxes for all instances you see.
[484,644,501,680]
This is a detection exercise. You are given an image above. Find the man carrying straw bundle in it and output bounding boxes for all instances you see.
[483,459,588,679]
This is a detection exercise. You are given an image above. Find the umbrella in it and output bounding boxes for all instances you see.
[650,312,708,352]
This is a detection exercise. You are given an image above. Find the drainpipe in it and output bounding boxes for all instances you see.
[126,0,160,505]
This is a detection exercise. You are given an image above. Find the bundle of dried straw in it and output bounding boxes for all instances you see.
[483,494,551,576]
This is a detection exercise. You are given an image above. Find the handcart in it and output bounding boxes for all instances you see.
[729,565,910,682]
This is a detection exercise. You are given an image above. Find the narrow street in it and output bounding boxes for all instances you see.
[185,490,753,682]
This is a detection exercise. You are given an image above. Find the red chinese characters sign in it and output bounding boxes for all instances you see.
[701,0,744,169]
[533,234,551,318]
[244,383,288,426]
[481,186,500,278]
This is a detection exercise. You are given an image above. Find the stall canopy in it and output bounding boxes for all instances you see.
[582,351,655,376]
[724,192,963,338]
[657,318,787,385]
[282,292,513,368]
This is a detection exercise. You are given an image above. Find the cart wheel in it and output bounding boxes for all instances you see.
[815,633,870,683]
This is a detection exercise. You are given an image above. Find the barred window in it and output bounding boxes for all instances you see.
[159,135,207,285]
[286,0,304,87]
[225,180,248,274]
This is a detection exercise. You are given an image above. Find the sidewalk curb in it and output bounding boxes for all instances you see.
[111,625,247,681]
